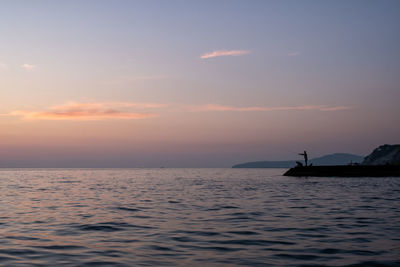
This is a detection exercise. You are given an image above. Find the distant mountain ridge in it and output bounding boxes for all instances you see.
[232,153,364,168]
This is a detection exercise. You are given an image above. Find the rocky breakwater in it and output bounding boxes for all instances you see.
[284,144,400,177]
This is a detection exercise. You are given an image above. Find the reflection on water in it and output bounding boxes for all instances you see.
[0,168,399,266]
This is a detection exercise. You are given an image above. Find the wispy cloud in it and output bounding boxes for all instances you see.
[200,50,251,59]
[8,102,160,121]
[190,104,353,112]
[102,75,168,85]
[3,101,352,121]
[21,63,36,71]
[106,102,167,109]
[287,51,301,57]
[0,62,8,70]
[130,75,168,81]
[318,106,352,111]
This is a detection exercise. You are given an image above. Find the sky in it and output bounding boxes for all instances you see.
[1,0,399,167]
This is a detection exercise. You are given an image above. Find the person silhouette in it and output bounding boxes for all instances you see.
[298,151,308,166]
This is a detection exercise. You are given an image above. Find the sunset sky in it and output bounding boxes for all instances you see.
[1,0,399,167]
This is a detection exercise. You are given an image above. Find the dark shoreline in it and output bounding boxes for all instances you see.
[283,165,400,177]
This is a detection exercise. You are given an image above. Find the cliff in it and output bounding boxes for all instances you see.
[362,144,400,165]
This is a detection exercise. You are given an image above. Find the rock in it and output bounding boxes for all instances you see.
[362,144,400,165]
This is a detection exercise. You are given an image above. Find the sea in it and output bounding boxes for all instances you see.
[0,168,399,266]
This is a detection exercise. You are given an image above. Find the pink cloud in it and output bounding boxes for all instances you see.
[0,62,8,70]
[8,102,159,121]
[319,106,353,111]
[21,63,36,71]
[190,104,353,112]
[287,51,301,56]
[103,75,168,85]
[4,101,352,121]
[200,50,251,59]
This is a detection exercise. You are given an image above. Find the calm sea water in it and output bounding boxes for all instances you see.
[0,168,399,266]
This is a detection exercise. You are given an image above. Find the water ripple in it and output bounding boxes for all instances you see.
[0,168,398,266]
